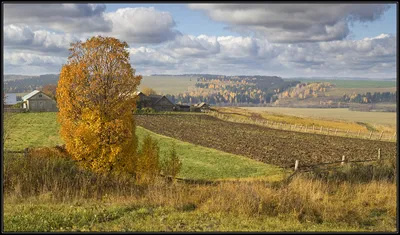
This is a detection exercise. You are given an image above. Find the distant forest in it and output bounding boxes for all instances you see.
[4,74,59,93]
[166,75,301,105]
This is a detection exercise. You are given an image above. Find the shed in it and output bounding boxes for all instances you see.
[22,90,58,112]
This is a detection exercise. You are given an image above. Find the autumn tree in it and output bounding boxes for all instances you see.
[162,142,182,181]
[57,36,142,175]
[141,86,158,96]
[41,84,57,100]
[136,134,161,184]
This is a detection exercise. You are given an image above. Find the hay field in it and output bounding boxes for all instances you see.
[138,76,197,95]
[241,107,396,127]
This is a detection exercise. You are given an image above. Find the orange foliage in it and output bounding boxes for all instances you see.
[41,84,57,100]
[57,36,142,175]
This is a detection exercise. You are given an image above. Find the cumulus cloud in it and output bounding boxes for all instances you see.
[129,34,396,77]
[104,7,180,44]
[188,4,391,43]
[4,25,79,54]
[4,4,112,33]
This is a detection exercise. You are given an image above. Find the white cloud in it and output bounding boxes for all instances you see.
[4,25,78,54]
[188,4,391,43]
[104,7,180,44]
[4,4,112,33]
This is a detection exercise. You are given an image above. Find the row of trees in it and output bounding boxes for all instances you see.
[169,76,300,105]
[341,91,397,103]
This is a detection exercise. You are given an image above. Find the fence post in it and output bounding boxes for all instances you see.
[312,125,315,132]
[378,148,381,160]
[379,131,384,141]
[335,129,338,135]
[320,126,323,133]
[341,155,346,166]
[369,131,373,139]
[294,160,299,171]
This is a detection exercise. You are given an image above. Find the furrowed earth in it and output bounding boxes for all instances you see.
[135,114,396,168]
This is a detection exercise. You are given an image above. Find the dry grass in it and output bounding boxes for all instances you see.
[4,148,397,231]
[242,107,396,128]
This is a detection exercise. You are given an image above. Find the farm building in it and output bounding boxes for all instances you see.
[174,104,191,112]
[22,90,58,112]
[136,92,175,112]
[191,102,211,112]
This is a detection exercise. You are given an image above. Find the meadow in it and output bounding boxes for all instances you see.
[4,112,285,181]
[296,79,396,88]
[241,107,397,127]
[138,76,197,95]
[3,112,397,232]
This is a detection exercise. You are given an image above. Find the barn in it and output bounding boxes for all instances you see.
[22,90,58,112]
[136,92,175,112]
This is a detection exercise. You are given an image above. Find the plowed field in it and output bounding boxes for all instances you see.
[136,114,397,168]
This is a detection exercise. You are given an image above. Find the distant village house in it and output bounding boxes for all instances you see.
[136,92,175,112]
[22,90,58,112]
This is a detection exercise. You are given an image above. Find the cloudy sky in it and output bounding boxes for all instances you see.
[3,3,397,78]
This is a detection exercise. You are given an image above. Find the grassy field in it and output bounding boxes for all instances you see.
[241,107,397,127]
[4,112,63,151]
[4,112,397,232]
[137,126,286,181]
[325,87,397,96]
[138,76,197,95]
[4,112,285,181]
[297,79,396,88]
[4,200,379,232]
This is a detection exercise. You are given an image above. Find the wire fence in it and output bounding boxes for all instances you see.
[208,111,396,142]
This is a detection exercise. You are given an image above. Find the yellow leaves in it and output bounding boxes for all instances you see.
[57,36,141,175]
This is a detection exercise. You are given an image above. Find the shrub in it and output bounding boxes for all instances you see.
[3,147,142,201]
[161,142,182,180]
[136,135,161,184]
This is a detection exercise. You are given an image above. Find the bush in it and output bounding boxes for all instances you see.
[161,142,182,180]
[136,135,161,184]
[307,159,396,183]
[4,147,142,201]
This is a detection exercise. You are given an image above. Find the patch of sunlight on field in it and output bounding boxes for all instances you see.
[241,107,397,127]
[136,126,287,181]
[138,76,197,95]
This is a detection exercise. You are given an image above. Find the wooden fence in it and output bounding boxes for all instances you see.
[4,108,26,113]
[209,111,396,142]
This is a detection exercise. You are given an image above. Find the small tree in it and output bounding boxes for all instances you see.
[136,135,161,184]
[142,86,158,96]
[162,142,182,181]
[41,84,57,100]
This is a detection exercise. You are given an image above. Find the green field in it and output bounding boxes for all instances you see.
[4,201,368,232]
[241,107,397,127]
[4,112,285,181]
[138,76,197,95]
[296,79,397,88]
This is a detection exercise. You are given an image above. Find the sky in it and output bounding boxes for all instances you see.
[3,3,397,79]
